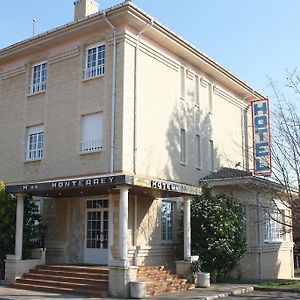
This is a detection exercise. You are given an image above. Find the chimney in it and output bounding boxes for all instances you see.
[74,0,99,21]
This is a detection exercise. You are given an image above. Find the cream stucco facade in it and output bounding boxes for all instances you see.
[0,0,293,294]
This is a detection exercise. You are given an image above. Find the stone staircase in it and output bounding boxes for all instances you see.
[137,266,194,297]
[10,265,109,298]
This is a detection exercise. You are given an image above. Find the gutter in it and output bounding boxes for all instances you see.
[133,18,154,174]
[256,192,263,280]
[103,12,117,173]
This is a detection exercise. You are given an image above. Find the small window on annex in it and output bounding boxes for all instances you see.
[29,62,47,95]
[161,201,174,242]
[180,128,187,164]
[209,139,214,171]
[83,43,105,79]
[81,112,103,153]
[264,210,284,242]
[195,134,201,169]
[26,125,44,161]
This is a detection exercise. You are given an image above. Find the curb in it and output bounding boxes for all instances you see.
[254,286,300,293]
[199,286,254,300]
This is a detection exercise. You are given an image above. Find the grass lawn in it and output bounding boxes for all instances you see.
[257,279,300,290]
[295,268,300,275]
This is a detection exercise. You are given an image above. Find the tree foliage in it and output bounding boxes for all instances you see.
[0,181,16,280]
[189,185,247,282]
[0,181,44,280]
[270,70,300,200]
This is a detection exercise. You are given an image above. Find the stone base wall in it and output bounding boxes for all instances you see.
[231,243,294,280]
[109,266,138,298]
[5,249,46,284]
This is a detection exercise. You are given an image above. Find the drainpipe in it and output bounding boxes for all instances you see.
[257,192,263,280]
[133,19,154,174]
[103,12,117,173]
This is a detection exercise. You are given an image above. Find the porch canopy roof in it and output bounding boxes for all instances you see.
[5,173,201,198]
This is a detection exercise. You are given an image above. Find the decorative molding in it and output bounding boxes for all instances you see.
[186,69,194,80]
[1,65,26,80]
[213,85,244,109]
[123,32,180,71]
[200,77,209,88]
[48,47,80,65]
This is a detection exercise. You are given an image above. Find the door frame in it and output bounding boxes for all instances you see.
[83,196,112,265]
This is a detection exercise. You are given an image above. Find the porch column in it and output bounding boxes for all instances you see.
[183,196,191,260]
[119,185,129,264]
[15,193,25,260]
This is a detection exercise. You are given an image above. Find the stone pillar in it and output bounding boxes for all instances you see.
[184,196,191,260]
[119,185,129,264]
[15,193,25,260]
[109,186,137,298]
[176,196,198,282]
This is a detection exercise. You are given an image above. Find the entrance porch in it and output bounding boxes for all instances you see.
[5,173,201,297]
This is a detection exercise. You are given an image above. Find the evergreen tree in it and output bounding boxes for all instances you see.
[180,185,248,282]
[0,182,16,280]
[0,181,44,279]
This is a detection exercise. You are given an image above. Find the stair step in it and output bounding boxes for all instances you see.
[15,277,107,291]
[30,268,108,279]
[24,273,108,286]
[36,264,109,274]
[137,265,194,297]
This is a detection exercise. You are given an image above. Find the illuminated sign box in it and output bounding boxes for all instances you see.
[251,98,272,176]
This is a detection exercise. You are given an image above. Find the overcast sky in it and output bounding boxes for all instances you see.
[1,0,299,100]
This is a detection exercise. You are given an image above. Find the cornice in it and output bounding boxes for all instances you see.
[48,47,80,65]
[1,65,26,80]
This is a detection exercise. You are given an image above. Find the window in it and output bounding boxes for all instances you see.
[180,66,186,99]
[195,134,201,169]
[81,112,103,153]
[208,83,213,113]
[29,62,47,94]
[209,139,214,171]
[26,125,44,161]
[264,210,284,242]
[161,201,174,242]
[195,74,200,106]
[83,43,105,79]
[180,128,187,164]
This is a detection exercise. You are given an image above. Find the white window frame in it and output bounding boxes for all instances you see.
[29,61,47,95]
[180,66,186,99]
[81,112,103,153]
[264,210,284,243]
[195,134,201,169]
[161,201,174,242]
[83,42,105,80]
[209,139,214,171]
[26,125,44,161]
[195,74,200,106]
[208,82,213,114]
[180,128,187,165]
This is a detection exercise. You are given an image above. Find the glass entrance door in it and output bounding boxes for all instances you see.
[84,199,109,264]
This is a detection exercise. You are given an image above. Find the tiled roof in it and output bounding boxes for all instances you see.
[201,167,252,181]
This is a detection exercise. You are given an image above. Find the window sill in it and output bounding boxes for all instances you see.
[264,240,284,244]
[28,90,46,97]
[80,149,102,155]
[24,158,42,163]
[82,74,104,82]
[161,240,174,245]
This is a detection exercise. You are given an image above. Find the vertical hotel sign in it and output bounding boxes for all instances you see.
[251,98,272,176]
